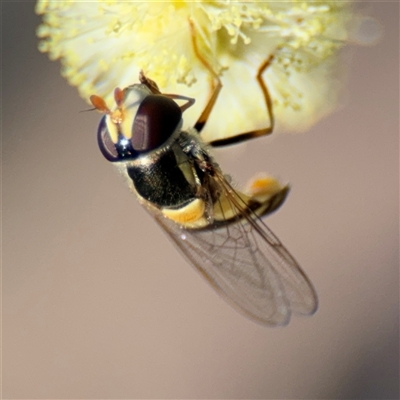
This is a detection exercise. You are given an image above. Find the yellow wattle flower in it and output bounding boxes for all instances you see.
[36,0,353,143]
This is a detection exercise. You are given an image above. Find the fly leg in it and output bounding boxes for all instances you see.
[189,19,223,134]
[190,18,277,146]
[209,54,276,147]
[139,70,195,112]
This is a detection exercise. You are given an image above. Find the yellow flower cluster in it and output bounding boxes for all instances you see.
[36,0,353,142]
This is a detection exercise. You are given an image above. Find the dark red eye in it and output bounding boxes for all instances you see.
[97,94,182,162]
[132,95,182,151]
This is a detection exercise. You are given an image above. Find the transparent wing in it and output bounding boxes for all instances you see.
[154,172,318,326]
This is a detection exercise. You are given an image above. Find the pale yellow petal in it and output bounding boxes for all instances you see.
[36,0,356,140]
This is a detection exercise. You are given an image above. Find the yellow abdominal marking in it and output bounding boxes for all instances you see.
[162,198,205,225]
[246,176,283,199]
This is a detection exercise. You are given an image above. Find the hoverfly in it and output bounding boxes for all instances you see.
[89,28,318,326]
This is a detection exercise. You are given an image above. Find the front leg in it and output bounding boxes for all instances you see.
[209,54,276,147]
[189,19,278,147]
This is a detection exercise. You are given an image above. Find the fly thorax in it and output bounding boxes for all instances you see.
[123,139,199,209]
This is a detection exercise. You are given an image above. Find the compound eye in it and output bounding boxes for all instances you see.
[97,116,120,161]
[132,95,182,151]
[97,93,182,161]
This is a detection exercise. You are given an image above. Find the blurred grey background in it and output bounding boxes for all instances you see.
[3,2,399,399]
